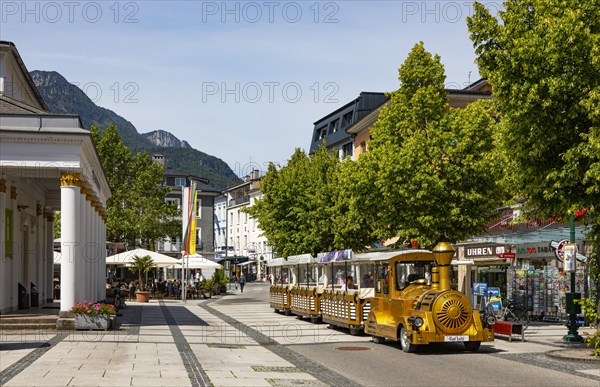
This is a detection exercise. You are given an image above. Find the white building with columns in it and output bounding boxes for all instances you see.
[0,41,111,315]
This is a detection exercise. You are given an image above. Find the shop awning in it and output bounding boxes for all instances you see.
[467,226,587,245]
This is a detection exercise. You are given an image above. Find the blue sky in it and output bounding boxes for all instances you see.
[1,1,501,177]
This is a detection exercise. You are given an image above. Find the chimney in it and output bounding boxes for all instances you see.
[152,154,165,166]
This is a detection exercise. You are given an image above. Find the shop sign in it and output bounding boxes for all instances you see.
[465,244,507,258]
[516,242,556,259]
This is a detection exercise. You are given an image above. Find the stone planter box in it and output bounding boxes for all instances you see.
[75,314,111,330]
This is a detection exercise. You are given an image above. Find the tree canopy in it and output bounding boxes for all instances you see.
[244,147,344,256]
[467,0,600,217]
[247,43,506,254]
[91,124,180,248]
[361,42,505,246]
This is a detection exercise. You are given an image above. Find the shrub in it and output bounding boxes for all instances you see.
[576,298,600,357]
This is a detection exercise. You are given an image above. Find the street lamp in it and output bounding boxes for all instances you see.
[562,213,583,342]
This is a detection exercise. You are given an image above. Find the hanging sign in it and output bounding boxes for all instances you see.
[555,239,569,261]
[563,244,577,272]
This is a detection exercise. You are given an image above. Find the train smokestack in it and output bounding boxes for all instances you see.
[432,242,455,291]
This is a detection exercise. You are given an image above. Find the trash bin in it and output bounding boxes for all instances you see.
[31,283,39,307]
[18,283,29,310]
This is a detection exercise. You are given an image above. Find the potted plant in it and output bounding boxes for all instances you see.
[201,278,215,299]
[71,301,116,330]
[128,255,156,302]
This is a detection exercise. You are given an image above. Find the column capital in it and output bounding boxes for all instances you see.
[44,210,54,222]
[0,179,6,193]
[10,186,17,200]
[60,172,82,187]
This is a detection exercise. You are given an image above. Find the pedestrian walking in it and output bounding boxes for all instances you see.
[239,273,246,293]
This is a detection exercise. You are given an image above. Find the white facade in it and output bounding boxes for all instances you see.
[0,42,110,315]
[215,172,273,279]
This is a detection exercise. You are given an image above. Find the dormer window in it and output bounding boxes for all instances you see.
[329,119,340,134]
[342,112,353,128]
[175,178,186,186]
[317,126,327,140]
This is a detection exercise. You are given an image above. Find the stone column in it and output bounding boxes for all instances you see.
[45,211,54,303]
[9,187,17,311]
[80,188,89,301]
[0,179,6,312]
[96,205,103,301]
[60,173,81,312]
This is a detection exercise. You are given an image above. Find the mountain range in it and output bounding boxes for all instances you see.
[30,70,240,190]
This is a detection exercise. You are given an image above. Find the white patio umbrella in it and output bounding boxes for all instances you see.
[106,248,182,266]
[177,254,222,280]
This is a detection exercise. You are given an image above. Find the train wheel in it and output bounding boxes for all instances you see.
[273,309,279,313]
[372,335,385,344]
[284,309,292,316]
[310,316,321,324]
[349,327,362,336]
[399,326,416,353]
[464,341,481,352]
[296,315,303,320]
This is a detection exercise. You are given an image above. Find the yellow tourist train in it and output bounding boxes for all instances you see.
[268,242,495,352]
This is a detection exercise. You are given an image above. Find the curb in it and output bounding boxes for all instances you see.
[545,349,600,363]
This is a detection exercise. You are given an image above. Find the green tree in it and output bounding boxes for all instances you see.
[362,42,505,246]
[467,0,600,216]
[91,124,180,248]
[245,147,345,256]
[468,0,600,310]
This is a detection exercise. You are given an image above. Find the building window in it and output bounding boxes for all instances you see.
[166,198,180,209]
[175,177,186,186]
[317,126,327,140]
[196,229,201,248]
[360,141,367,154]
[196,197,202,218]
[342,112,353,128]
[341,142,353,159]
[329,119,340,134]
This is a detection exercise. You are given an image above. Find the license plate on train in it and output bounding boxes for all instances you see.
[444,335,469,342]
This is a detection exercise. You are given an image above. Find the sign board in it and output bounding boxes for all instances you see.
[487,287,503,311]
[563,243,577,272]
[498,252,516,259]
[555,239,570,261]
[472,282,488,296]
[465,244,507,258]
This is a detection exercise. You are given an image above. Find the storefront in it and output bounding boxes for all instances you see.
[455,243,512,306]
[507,240,589,320]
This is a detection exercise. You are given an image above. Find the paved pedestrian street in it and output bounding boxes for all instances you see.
[1,283,598,386]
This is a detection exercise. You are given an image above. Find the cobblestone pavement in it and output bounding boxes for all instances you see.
[1,282,598,386]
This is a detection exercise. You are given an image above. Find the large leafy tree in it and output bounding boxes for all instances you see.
[467,0,600,216]
[91,124,180,248]
[467,0,600,310]
[361,42,505,246]
[245,147,349,256]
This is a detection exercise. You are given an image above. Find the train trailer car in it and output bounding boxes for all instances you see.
[364,242,495,352]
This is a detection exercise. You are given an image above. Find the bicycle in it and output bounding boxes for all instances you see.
[499,300,530,329]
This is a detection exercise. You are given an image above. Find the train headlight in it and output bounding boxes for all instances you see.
[413,317,424,328]
[486,315,497,326]
[408,316,424,329]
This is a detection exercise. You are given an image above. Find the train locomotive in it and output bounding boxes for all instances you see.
[268,242,495,353]
[364,242,495,352]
